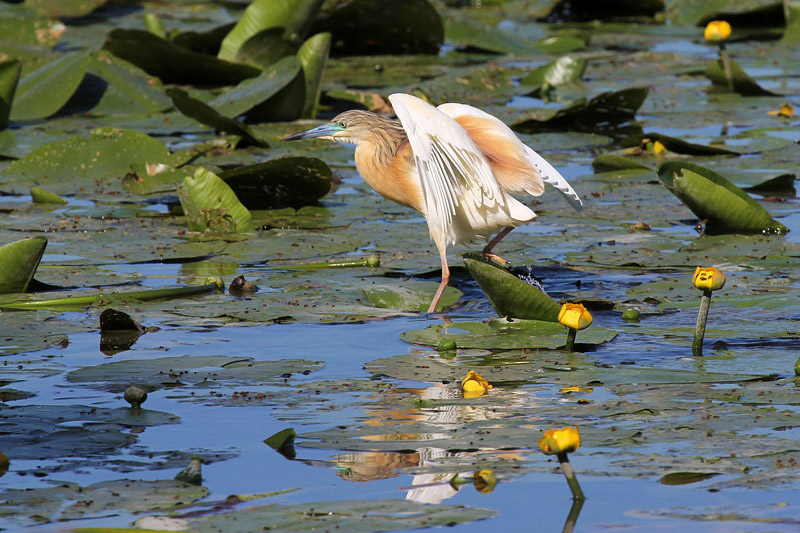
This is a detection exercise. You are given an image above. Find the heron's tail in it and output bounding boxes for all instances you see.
[524,146,583,212]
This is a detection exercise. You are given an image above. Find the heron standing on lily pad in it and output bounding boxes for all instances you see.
[283,94,583,312]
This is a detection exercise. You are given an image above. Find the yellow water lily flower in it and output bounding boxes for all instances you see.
[768,103,795,118]
[538,426,581,455]
[692,267,726,291]
[558,303,593,331]
[704,20,731,42]
[462,370,492,398]
[473,469,497,494]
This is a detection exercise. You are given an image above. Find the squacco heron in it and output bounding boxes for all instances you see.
[283,93,583,313]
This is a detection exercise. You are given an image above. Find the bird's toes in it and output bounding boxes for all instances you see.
[483,253,509,266]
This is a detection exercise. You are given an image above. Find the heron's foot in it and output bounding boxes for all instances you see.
[483,253,508,266]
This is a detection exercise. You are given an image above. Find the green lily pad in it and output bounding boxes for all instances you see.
[743,173,796,196]
[705,58,780,97]
[0,59,20,129]
[657,161,788,234]
[401,318,616,350]
[179,499,496,532]
[443,12,540,55]
[520,55,587,93]
[218,156,332,209]
[210,55,302,122]
[0,6,65,47]
[462,252,561,321]
[312,0,443,56]
[533,34,588,54]
[66,355,323,392]
[362,281,462,312]
[179,167,254,233]
[0,479,206,528]
[2,127,170,192]
[24,0,109,18]
[0,236,46,293]
[166,87,266,147]
[511,87,649,132]
[592,154,651,172]
[10,50,90,121]
[30,185,67,204]
[623,132,740,156]
[102,29,261,85]
[86,50,172,114]
[298,32,330,118]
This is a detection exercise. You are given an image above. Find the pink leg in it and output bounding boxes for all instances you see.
[427,251,450,313]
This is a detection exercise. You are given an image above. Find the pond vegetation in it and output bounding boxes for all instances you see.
[1,0,799,531]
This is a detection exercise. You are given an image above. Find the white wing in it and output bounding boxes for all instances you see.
[437,102,583,212]
[523,146,583,212]
[388,93,505,238]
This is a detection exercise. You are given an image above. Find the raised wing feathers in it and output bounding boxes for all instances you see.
[438,102,583,212]
[388,94,505,233]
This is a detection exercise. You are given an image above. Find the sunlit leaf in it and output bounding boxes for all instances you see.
[0,59,20,129]
[0,5,65,47]
[179,167,254,233]
[657,161,788,234]
[29,185,66,204]
[0,236,47,294]
[520,55,586,92]
[362,282,462,312]
[10,51,90,121]
[462,252,561,321]
[298,32,331,118]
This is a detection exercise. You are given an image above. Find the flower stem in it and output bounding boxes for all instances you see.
[565,328,577,351]
[557,452,585,501]
[693,289,712,357]
[562,497,585,533]
[719,43,734,92]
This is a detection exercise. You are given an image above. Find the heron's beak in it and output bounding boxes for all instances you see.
[282,123,341,142]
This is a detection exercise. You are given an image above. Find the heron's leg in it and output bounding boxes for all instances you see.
[482,226,514,265]
[427,250,450,313]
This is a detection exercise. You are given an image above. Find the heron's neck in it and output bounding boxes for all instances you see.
[353,122,407,168]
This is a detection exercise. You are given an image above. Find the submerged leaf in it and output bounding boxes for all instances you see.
[657,161,788,234]
[0,236,47,294]
[179,167,254,233]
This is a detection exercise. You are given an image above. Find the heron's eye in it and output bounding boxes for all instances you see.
[338,120,348,129]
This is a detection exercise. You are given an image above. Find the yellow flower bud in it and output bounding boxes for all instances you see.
[538,426,581,455]
[652,140,666,156]
[473,469,497,494]
[692,267,726,291]
[461,370,492,398]
[558,303,593,331]
[704,20,731,42]
[767,103,795,118]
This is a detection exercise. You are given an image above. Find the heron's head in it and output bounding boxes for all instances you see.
[282,110,403,146]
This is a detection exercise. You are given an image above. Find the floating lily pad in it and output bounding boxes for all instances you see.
[362,281,461,312]
[592,154,651,172]
[24,0,109,18]
[401,319,616,350]
[66,355,323,392]
[443,12,540,55]
[0,6,65,48]
[657,161,788,234]
[0,479,206,528]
